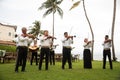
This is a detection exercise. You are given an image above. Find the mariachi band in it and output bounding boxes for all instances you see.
[14,27,113,72]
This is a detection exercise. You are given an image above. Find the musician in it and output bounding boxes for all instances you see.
[49,44,58,65]
[13,34,22,66]
[83,38,93,69]
[61,32,73,69]
[102,35,113,69]
[39,30,53,70]
[15,27,34,72]
[29,40,39,65]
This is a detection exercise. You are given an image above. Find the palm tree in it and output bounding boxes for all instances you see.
[111,0,117,61]
[38,0,63,37]
[82,0,94,60]
[70,0,94,60]
[28,20,42,39]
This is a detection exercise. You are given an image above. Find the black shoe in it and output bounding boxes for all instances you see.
[21,69,26,72]
[21,70,26,72]
[39,68,41,70]
[62,67,64,69]
[45,68,48,70]
[15,70,18,73]
[103,68,106,69]
[103,66,106,69]
[19,64,22,66]
[69,67,72,69]
[45,69,48,70]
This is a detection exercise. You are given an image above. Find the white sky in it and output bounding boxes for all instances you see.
[0,0,120,60]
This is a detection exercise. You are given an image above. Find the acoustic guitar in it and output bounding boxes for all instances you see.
[29,46,39,51]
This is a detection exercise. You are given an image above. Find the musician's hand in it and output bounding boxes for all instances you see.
[109,39,112,42]
[47,36,52,39]
[104,39,112,43]
[44,36,50,40]
[28,34,35,39]
[67,36,73,40]
[71,36,73,40]
[47,36,56,39]
[21,34,28,37]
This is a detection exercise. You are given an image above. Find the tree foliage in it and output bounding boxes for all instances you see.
[38,0,63,18]
[28,20,42,37]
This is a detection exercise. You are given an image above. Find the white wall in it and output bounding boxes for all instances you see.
[0,24,16,41]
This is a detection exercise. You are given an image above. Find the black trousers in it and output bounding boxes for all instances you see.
[83,49,92,69]
[50,50,55,65]
[103,49,113,69]
[15,46,28,71]
[16,47,22,66]
[30,52,38,65]
[62,47,72,69]
[39,48,50,70]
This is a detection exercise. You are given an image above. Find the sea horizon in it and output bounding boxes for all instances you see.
[55,52,120,62]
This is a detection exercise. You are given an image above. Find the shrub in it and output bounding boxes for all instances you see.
[0,45,16,52]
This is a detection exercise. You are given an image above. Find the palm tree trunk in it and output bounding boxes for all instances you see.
[52,12,55,43]
[111,0,117,61]
[83,0,94,60]
[53,12,55,37]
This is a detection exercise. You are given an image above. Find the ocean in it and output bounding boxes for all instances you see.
[79,52,120,61]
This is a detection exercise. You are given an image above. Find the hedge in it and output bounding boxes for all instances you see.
[0,45,16,52]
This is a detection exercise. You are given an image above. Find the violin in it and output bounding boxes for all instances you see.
[21,34,35,39]
[68,35,76,38]
[66,35,76,40]
[47,36,57,39]
[104,39,112,43]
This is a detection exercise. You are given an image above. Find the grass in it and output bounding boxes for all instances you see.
[0,60,120,80]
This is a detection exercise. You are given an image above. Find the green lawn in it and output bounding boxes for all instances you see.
[0,61,120,80]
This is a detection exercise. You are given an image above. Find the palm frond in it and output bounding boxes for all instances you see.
[44,2,53,8]
[38,0,63,17]
[29,28,36,34]
[28,21,41,36]
[38,1,53,10]
[38,4,45,10]
[69,1,81,11]
[56,0,63,5]
[33,21,41,28]
[50,0,57,3]
[43,8,53,17]
[39,30,44,36]
[56,6,63,18]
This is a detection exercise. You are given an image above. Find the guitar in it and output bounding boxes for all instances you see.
[29,46,39,51]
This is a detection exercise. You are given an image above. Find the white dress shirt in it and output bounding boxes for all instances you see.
[102,41,111,49]
[62,37,73,47]
[83,42,92,49]
[40,35,52,47]
[17,34,33,47]
[13,37,19,47]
